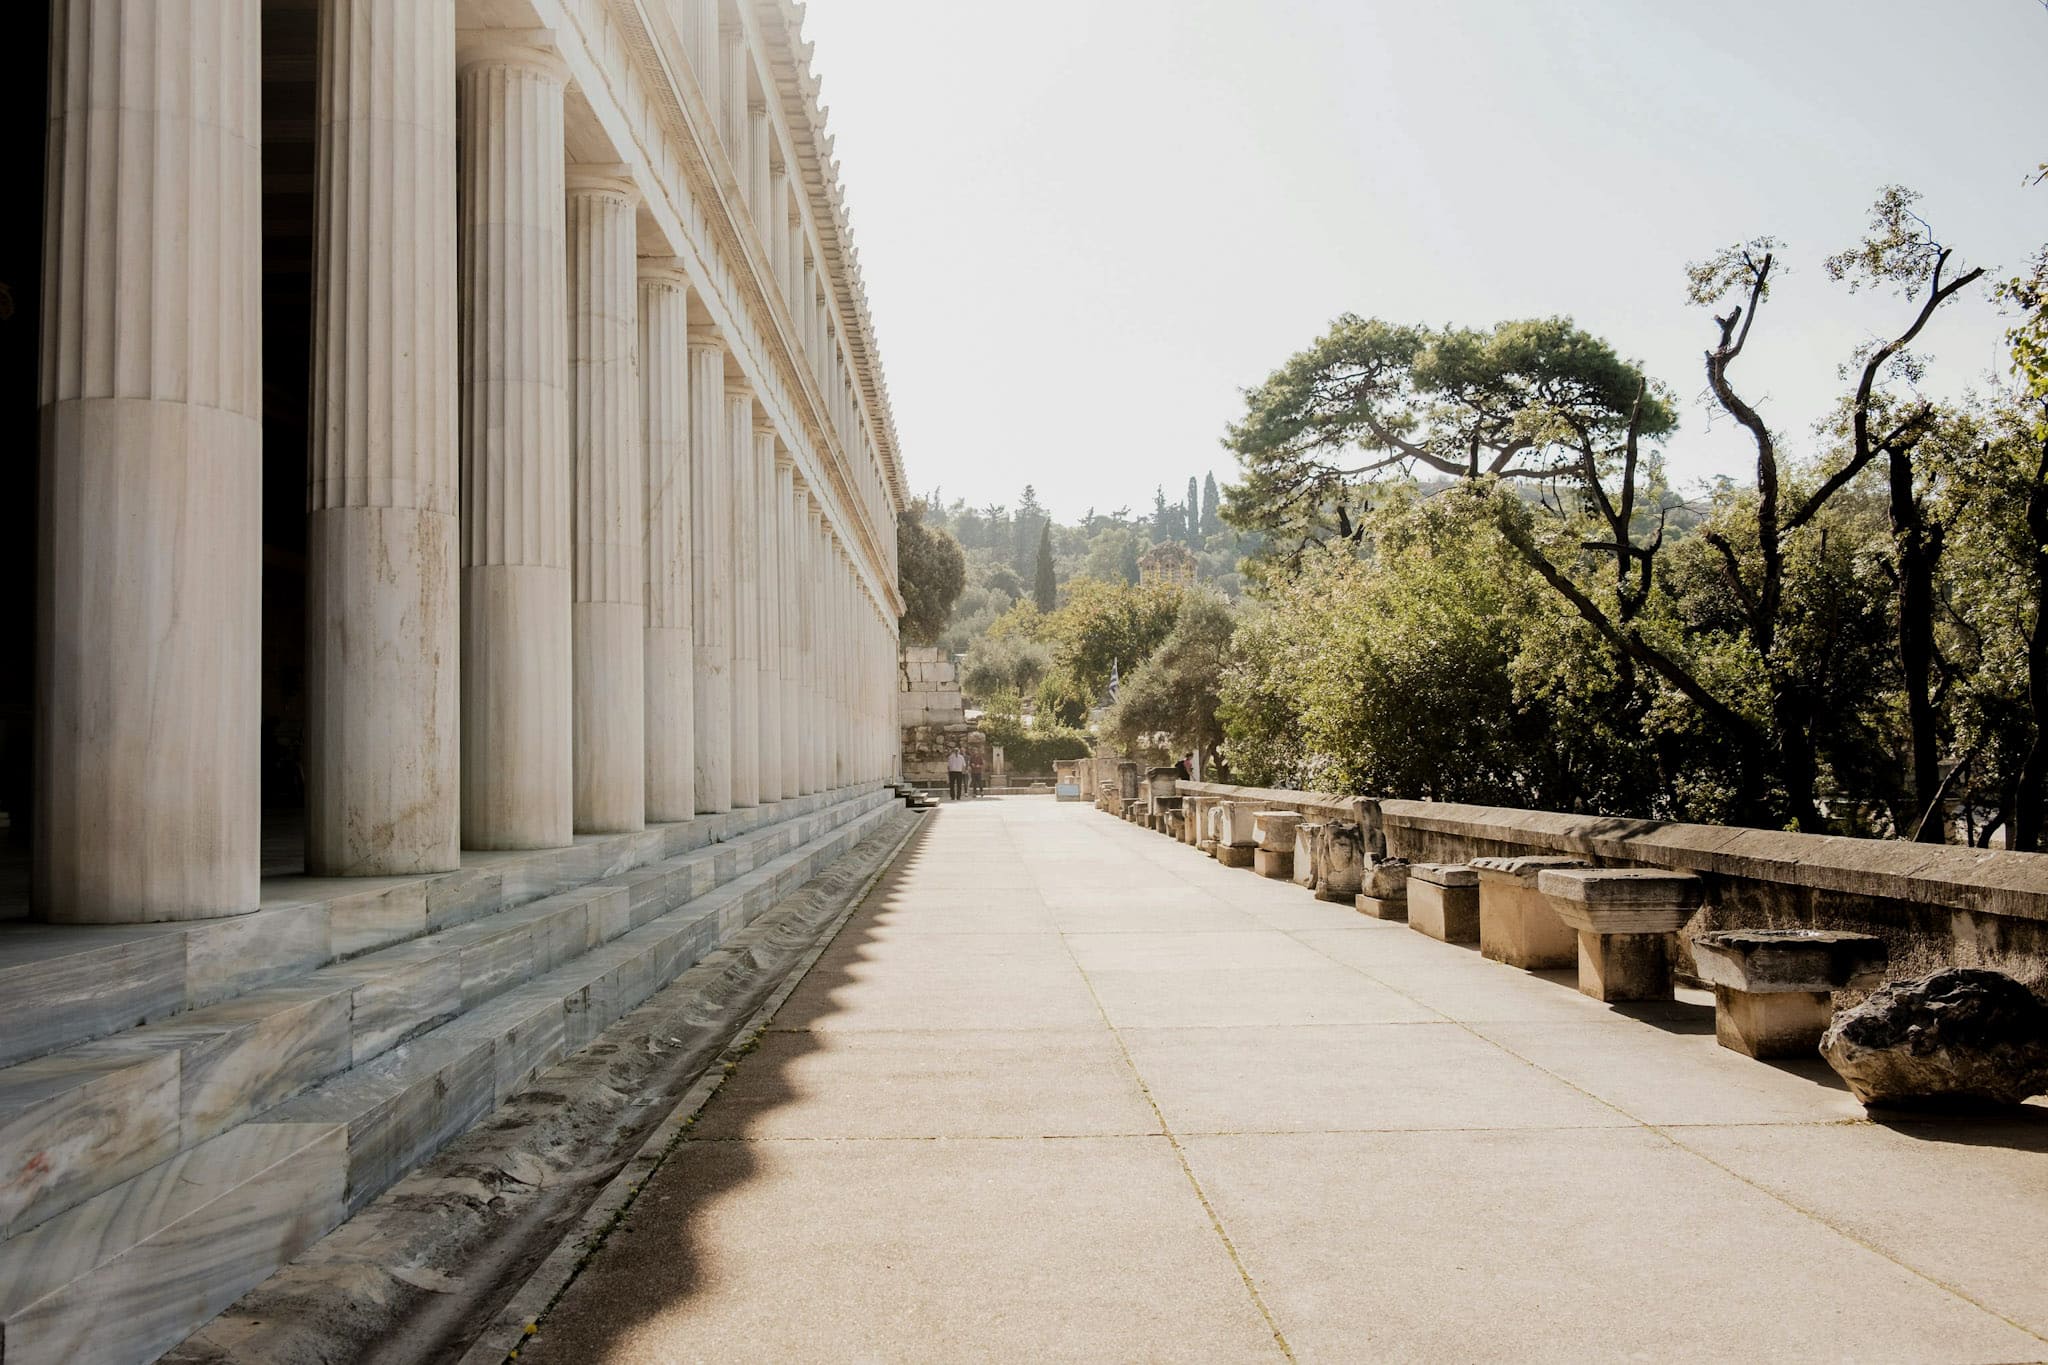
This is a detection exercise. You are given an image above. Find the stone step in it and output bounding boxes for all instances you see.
[0,786,872,1072]
[0,795,897,1365]
[0,789,890,1248]
[0,1120,347,1365]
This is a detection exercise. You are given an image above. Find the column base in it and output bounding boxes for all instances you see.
[1577,930,1674,1002]
[1217,844,1255,869]
[1713,986,1833,1059]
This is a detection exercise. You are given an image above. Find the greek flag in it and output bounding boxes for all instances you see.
[1108,658,1120,704]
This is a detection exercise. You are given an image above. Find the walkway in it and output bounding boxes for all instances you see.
[527,798,2048,1363]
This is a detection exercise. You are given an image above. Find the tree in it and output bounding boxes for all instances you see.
[1200,472,1222,537]
[1033,522,1057,611]
[1150,486,1184,544]
[960,633,1052,702]
[896,502,966,645]
[1185,476,1201,543]
[1012,484,1048,578]
[1107,593,1237,756]
[1040,577,1185,700]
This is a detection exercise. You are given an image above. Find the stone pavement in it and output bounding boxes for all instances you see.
[526,798,2048,1364]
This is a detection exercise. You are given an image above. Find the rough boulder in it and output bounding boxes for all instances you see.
[1819,968,2048,1108]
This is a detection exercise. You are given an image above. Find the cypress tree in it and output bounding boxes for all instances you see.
[1033,522,1057,611]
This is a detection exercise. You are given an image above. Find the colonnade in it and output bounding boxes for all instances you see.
[34,0,901,925]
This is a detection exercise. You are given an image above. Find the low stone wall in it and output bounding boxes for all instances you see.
[1174,783,2048,991]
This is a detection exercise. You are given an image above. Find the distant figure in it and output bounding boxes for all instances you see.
[1173,751,1192,780]
[969,750,986,797]
[947,746,968,801]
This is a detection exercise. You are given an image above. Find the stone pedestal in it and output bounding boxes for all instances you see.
[1118,762,1141,803]
[1472,856,1588,969]
[1354,859,1410,920]
[1252,812,1300,879]
[1408,864,1479,943]
[1538,868,1703,1003]
[1693,929,1888,1059]
[1218,843,1256,869]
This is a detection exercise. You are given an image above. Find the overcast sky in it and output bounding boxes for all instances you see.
[801,0,2048,523]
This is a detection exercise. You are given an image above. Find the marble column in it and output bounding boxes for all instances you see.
[307,0,459,878]
[639,261,694,823]
[458,31,572,850]
[778,460,802,799]
[688,328,732,813]
[566,167,645,833]
[768,169,791,301]
[686,0,720,116]
[726,382,760,808]
[747,106,772,223]
[754,422,783,805]
[37,0,263,921]
[721,25,748,171]
[791,485,813,795]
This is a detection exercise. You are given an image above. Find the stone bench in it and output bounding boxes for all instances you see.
[1692,929,1888,1058]
[1354,859,1410,920]
[1251,811,1302,879]
[1537,868,1703,1002]
[1408,864,1479,943]
[1471,856,1589,969]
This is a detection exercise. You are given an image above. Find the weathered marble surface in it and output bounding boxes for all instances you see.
[0,1049,180,1239]
[0,926,186,1068]
[0,1121,345,1365]
[326,942,462,1062]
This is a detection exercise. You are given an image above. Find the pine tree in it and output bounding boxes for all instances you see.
[1200,472,1221,538]
[1033,522,1057,612]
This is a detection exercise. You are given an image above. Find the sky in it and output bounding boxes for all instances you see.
[801,0,2048,523]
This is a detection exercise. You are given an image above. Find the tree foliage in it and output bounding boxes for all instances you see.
[896,502,966,646]
[1106,593,1236,755]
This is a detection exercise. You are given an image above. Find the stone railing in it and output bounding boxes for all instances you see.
[1161,783,2048,989]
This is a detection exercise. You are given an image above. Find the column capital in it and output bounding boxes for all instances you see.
[724,377,754,400]
[565,163,640,204]
[686,323,724,355]
[456,27,568,83]
[637,256,691,290]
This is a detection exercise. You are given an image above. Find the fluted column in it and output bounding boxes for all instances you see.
[755,422,783,805]
[688,329,732,813]
[640,261,694,823]
[566,168,645,833]
[778,460,802,799]
[721,25,748,171]
[747,106,772,222]
[37,0,262,921]
[686,0,719,115]
[458,31,572,850]
[306,0,459,877]
[768,169,791,300]
[727,383,760,807]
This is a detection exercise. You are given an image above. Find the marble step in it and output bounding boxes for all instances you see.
[0,1120,347,1365]
[0,785,878,1071]
[0,797,897,1365]
[257,799,894,1214]
[0,790,890,1246]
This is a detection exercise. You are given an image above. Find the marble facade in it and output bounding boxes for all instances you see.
[33,0,907,924]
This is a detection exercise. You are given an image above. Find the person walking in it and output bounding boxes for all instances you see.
[946,746,968,801]
[1173,751,1192,780]
[969,749,986,798]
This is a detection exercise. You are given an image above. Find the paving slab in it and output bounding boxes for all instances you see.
[526,798,2048,1364]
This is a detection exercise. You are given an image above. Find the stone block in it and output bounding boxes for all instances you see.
[1292,823,1321,889]
[1408,870,1479,944]
[129,983,354,1145]
[1217,845,1256,870]
[1354,894,1408,922]
[1691,929,1888,995]
[1712,987,1835,1060]
[326,940,462,1063]
[0,927,188,1069]
[1473,856,1588,970]
[1576,930,1674,1003]
[0,1048,181,1241]
[1360,858,1410,902]
[1252,810,1301,852]
[1253,847,1294,880]
[1536,867,1702,934]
